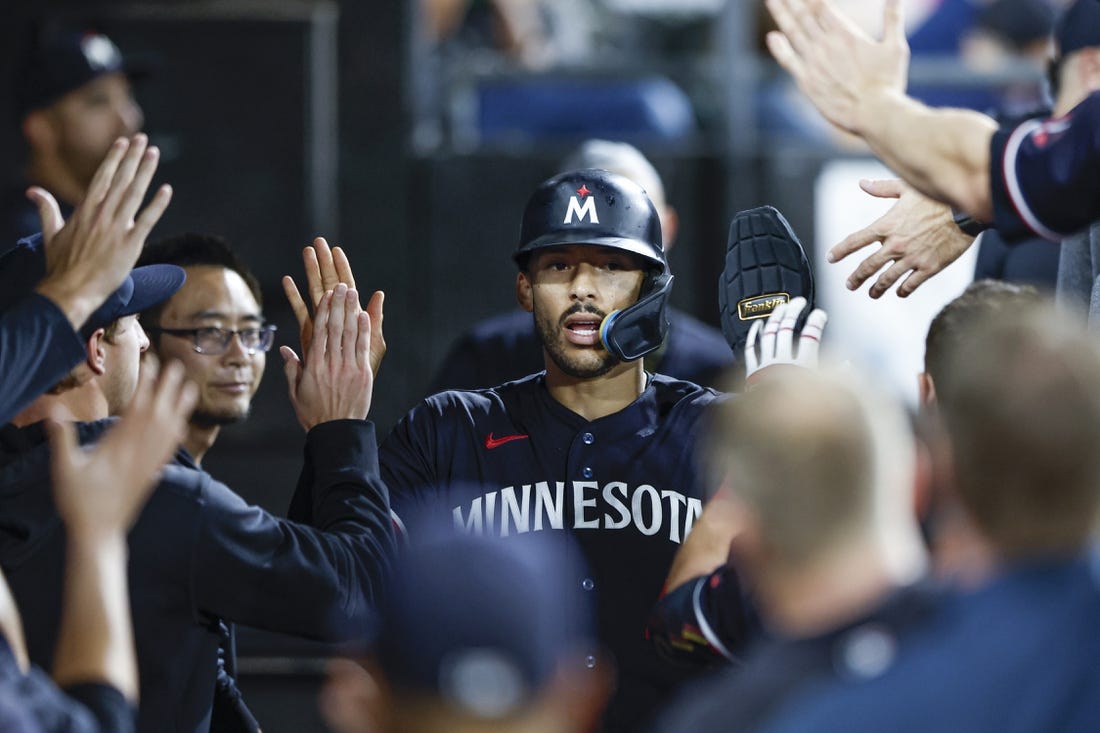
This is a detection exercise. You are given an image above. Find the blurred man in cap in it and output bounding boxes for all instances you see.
[2,28,144,249]
[321,528,610,733]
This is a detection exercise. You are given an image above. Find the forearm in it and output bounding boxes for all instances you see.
[858,91,998,220]
[664,506,736,593]
[52,534,138,703]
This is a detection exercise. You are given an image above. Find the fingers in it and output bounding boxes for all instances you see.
[332,246,358,292]
[283,275,310,328]
[312,289,333,358]
[745,320,762,374]
[27,187,64,241]
[765,31,806,82]
[858,178,904,199]
[897,268,931,298]
[328,284,348,356]
[847,246,896,290]
[869,258,912,298]
[829,226,879,264]
[341,288,359,360]
[82,137,130,211]
[303,245,324,308]
[117,144,163,225]
[280,344,302,399]
[883,0,906,46]
[131,184,172,242]
[760,303,783,361]
[767,0,817,59]
[355,311,371,371]
[775,297,806,361]
[366,291,386,374]
[796,308,829,365]
[99,134,149,220]
[154,360,197,428]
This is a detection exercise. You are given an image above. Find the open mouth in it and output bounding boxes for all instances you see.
[562,312,605,346]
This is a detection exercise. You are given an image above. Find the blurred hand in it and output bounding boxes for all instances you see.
[281,285,375,431]
[33,134,173,331]
[745,297,828,384]
[765,0,909,135]
[48,358,196,541]
[829,178,976,298]
[283,237,386,375]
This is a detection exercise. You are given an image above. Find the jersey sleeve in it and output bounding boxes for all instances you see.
[0,294,85,425]
[647,565,759,667]
[378,401,446,535]
[190,419,395,641]
[990,92,1100,242]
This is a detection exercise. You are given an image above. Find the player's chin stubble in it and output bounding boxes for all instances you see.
[534,309,619,380]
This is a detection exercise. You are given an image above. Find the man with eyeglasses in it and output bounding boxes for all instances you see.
[137,233,274,467]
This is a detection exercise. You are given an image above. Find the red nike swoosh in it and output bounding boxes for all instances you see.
[485,432,530,449]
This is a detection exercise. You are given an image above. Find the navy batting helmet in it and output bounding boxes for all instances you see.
[515,169,673,362]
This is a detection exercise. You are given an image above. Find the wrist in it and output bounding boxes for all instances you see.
[950,208,989,238]
[34,279,101,333]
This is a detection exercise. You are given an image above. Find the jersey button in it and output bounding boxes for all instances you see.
[581,466,594,479]
[585,654,597,669]
[581,578,595,591]
[582,432,595,445]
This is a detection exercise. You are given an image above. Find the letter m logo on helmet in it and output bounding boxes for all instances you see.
[564,186,599,224]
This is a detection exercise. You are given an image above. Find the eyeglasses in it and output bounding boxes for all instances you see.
[148,325,277,355]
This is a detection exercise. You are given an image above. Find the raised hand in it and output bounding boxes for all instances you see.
[744,297,828,383]
[764,0,909,135]
[47,357,196,540]
[281,285,374,431]
[828,179,976,298]
[33,134,173,332]
[283,237,386,375]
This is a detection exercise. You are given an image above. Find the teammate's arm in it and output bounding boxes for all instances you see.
[828,179,977,298]
[48,360,196,723]
[764,0,997,219]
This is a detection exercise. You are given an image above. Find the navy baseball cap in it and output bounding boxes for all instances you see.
[1055,0,1100,57]
[16,30,143,118]
[0,233,185,339]
[375,528,593,718]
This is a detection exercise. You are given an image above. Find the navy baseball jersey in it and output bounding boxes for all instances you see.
[990,91,1100,242]
[380,372,725,731]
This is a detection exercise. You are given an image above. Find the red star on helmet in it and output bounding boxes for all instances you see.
[576,184,591,197]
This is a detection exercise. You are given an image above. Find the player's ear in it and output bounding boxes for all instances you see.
[917,372,936,407]
[1081,48,1100,88]
[85,328,109,377]
[516,271,534,312]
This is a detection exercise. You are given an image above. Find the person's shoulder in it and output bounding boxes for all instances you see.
[649,372,725,403]
[414,373,543,418]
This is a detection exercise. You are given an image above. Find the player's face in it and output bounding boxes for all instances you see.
[520,245,646,379]
[150,266,266,427]
[101,314,150,416]
[46,73,143,189]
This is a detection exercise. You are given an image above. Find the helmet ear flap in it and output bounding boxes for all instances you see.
[599,273,673,361]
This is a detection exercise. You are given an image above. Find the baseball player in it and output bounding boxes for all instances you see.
[765,0,1100,292]
[372,169,826,731]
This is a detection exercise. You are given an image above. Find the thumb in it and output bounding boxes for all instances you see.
[27,187,65,242]
[883,0,906,46]
[859,178,904,200]
[281,343,303,394]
